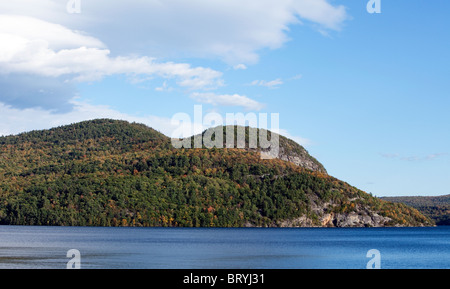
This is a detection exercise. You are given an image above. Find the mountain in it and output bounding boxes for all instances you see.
[382,195,450,226]
[0,119,433,227]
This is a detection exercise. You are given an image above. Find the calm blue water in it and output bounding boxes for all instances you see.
[0,226,448,269]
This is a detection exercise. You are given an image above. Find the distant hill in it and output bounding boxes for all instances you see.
[0,119,433,227]
[382,195,450,226]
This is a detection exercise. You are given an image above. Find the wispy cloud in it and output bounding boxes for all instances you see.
[155,81,173,92]
[425,153,448,160]
[380,153,447,162]
[233,64,248,70]
[190,92,265,111]
[250,79,284,89]
[249,74,303,89]
[380,153,400,159]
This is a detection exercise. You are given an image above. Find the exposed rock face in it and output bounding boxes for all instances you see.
[277,144,327,174]
[296,196,394,227]
[254,196,410,228]
[275,210,393,228]
[324,212,392,228]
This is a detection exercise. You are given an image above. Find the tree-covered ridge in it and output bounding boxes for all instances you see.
[186,125,327,173]
[0,118,170,147]
[0,119,433,227]
[382,195,450,226]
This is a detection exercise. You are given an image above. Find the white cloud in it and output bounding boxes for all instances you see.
[250,79,284,89]
[190,92,265,111]
[291,0,347,30]
[0,0,348,65]
[0,15,104,51]
[0,0,349,133]
[233,64,248,70]
[0,15,223,90]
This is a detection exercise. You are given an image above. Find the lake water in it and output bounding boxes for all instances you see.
[0,226,448,269]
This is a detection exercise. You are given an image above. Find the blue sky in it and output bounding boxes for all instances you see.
[0,0,449,197]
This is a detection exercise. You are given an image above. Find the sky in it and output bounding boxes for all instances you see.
[0,0,449,197]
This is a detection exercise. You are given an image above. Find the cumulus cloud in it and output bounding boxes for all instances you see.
[0,15,223,86]
[0,0,349,129]
[0,0,348,65]
[0,15,104,50]
[190,92,265,111]
[100,0,347,65]
[0,15,224,110]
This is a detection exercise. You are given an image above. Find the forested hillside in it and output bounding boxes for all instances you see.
[0,119,433,227]
[382,195,450,226]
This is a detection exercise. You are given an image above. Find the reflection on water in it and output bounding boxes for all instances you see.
[0,226,449,269]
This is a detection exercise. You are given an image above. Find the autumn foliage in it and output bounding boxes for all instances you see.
[0,119,433,227]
